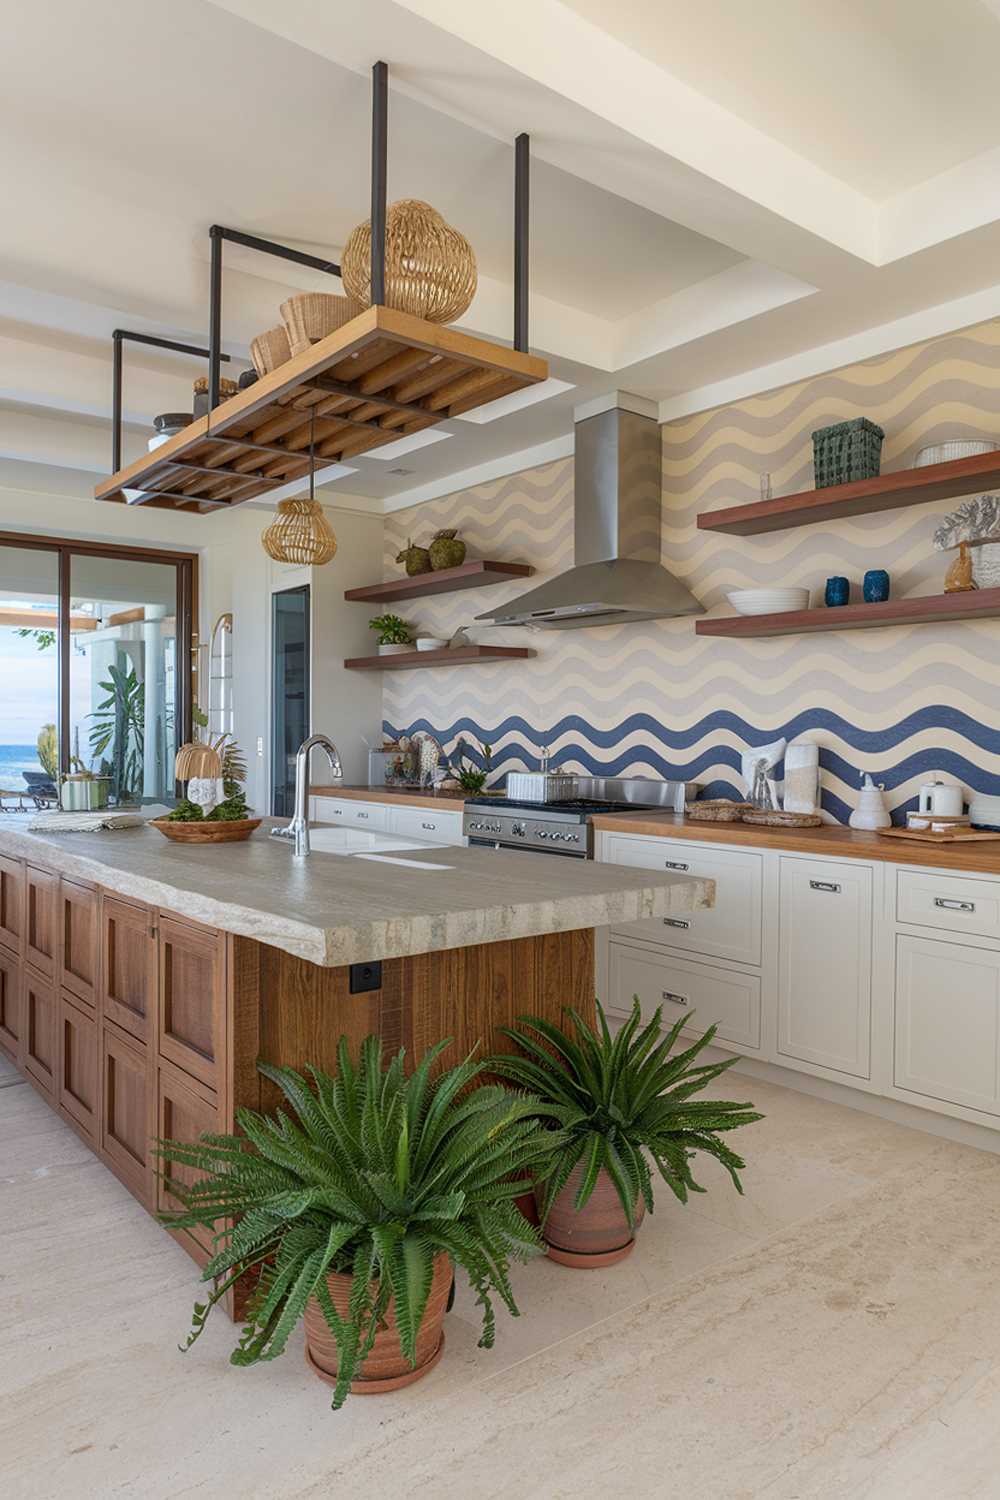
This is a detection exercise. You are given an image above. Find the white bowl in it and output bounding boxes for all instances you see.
[415,637,448,651]
[727,588,810,616]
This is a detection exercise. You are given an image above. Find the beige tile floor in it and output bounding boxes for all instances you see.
[3,1047,1000,1499]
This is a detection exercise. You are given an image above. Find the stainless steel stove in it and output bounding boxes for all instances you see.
[463,777,696,858]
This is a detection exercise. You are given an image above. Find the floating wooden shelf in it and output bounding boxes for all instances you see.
[697,450,1000,536]
[94,306,548,514]
[344,645,534,671]
[696,588,1000,638]
[344,559,533,603]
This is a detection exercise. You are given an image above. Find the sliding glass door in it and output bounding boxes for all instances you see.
[0,535,195,809]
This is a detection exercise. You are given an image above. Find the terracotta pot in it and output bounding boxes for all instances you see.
[303,1251,451,1394]
[537,1162,645,1269]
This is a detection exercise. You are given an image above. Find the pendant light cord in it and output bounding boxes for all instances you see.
[309,405,316,503]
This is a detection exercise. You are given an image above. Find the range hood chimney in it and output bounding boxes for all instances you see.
[476,395,703,630]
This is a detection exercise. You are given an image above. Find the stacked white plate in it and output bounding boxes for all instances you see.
[969,792,1000,828]
[727,588,810,616]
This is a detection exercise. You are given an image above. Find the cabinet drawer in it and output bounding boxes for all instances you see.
[388,806,464,845]
[312,798,389,832]
[59,993,99,1141]
[101,1023,152,1203]
[60,880,98,1011]
[897,870,1000,944]
[0,945,22,1063]
[604,835,761,967]
[100,896,156,1045]
[25,864,57,979]
[23,970,57,1097]
[895,934,1000,1117]
[0,855,23,954]
[777,857,872,1080]
[608,941,761,1051]
[157,917,225,1092]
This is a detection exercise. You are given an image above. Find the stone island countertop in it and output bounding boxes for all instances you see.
[0,818,713,968]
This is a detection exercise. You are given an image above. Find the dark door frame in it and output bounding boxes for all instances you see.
[0,531,198,777]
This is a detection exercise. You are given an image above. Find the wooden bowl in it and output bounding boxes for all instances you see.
[148,817,262,844]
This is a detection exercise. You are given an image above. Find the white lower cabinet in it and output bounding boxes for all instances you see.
[608,941,761,1051]
[310,798,391,832]
[387,806,465,846]
[776,857,872,1080]
[894,934,1000,1117]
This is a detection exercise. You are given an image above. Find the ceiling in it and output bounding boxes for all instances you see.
[6,0,1000,513]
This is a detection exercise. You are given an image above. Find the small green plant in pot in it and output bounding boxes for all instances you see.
[157,1036,563,1408]
[369,612,412,655]
[452,734,492,793]
[490,998,762,1268]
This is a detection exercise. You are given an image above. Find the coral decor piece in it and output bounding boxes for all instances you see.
[341,199,478,324]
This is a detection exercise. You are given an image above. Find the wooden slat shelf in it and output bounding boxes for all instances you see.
[696,588,1000,638]
[697,450,1000,536]
[94,306,548,514]
[344,560,533,603]
[344,645,534,671]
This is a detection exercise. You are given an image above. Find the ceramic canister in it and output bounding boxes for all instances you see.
[863,569,890,603]
[825,576,850,607]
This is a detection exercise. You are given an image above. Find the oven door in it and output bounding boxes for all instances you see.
[467,836,588,859]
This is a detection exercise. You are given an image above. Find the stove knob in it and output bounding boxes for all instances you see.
[551,832,563,842]
[537,830,548,839]
[511,821,526,836]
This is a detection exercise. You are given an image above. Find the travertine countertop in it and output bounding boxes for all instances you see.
[591,810,1000,874]
[0,818,713,968]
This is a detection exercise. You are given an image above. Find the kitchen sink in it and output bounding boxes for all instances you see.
[305,827,440,857]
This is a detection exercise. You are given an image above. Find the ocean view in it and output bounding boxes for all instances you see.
[0,744,45,787]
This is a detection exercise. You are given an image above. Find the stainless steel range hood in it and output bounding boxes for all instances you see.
[475,401,703,630]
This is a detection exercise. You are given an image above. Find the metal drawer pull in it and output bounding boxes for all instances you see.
[810,880,841,893]
[934,897,975,913]
[421,822,436,831]
[664,860,689,872]
[357,811,369,820]
[663,917,690,929]
[662,990,689,1006]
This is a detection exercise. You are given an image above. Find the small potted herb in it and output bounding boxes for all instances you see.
[157,1036,563,1408]
[490,998,762,1268]
[452,735,492,793]
[369,613,412,655]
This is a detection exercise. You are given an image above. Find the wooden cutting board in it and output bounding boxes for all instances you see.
[877,825,1000,844]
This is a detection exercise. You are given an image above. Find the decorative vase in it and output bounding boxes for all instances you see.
[537,1162,645,1269]
[863,568,890,603]
[848,774,891,830]
[825,576,850,607]
[428,529,467,570]
[395,539,432,576]
[303,1252,451,1394]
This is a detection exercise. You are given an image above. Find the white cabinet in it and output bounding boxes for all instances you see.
[602,834,762,967]
[777,857,872,1080]
[310,798,390,832]
[894,934,1000,1117]
[896,870,1000,945]
[609,941,761,1051]
[387,806,465,846]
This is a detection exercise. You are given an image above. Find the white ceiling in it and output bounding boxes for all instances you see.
[7,0,1000,512]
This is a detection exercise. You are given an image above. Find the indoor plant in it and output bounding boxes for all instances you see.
[369,612,412,655]
[156,1036,563,1409]
[452,734,492,793]
[490,998,762,1268]
[150,733,260,843]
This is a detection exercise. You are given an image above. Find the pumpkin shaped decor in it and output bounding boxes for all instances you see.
[428,529,466,570]
[395,538,432,576]
[341,199,478,325]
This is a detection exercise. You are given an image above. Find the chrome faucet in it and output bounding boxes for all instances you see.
[271,733,343,857]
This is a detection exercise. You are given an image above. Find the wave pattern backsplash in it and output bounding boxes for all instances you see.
[383,319,1000,823]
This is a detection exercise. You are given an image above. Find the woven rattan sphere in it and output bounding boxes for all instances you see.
[262,498,338,567]
[341,199,477,324]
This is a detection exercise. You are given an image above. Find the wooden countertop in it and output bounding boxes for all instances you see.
[311,784,473,811]
[591,811,1000,875]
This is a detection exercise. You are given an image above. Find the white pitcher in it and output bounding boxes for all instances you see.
[849,774,891,830]
[917,779,964,817]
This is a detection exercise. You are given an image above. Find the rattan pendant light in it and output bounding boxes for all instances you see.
[261,410,338,567]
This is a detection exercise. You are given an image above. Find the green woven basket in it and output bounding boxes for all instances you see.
[812,418,884,489]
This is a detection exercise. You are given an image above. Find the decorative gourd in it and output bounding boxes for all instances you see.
[428,529,466,570]
[395,539,431,576]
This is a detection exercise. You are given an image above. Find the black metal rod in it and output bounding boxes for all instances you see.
[113,329,231,362]
[213,224,341,278]
[208,227,223,411]
[514,132,530,352]
[112,334,123,474]
[371,61,388,306]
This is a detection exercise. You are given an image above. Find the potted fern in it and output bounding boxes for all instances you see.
[157,1036,563,1408]
[490,998,762,1268]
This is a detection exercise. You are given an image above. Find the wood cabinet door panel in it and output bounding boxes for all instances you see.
[156,1061,221,1256]
[59,994,98,1140]
[0,855,24,954]
[25,865,57,979]
[23,971,57,1096]
[60,880,98,1010]
[101,1025,152,1202]
[157,918,225,1091]
[0,945,22,1063]
[101,897,155,1045]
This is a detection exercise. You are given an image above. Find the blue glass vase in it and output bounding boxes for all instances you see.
[825,576,849,607]
[863,568,890,603]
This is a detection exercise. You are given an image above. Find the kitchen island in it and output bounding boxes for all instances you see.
[0,817,711,1296]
